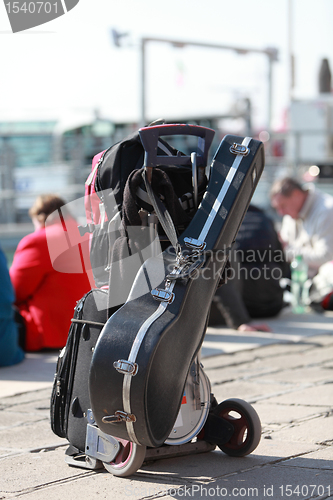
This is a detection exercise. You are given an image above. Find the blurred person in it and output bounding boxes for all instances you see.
[270,177,333,278]
[10,194,91,351]
[0,245,25,366]
[209,205,286,331]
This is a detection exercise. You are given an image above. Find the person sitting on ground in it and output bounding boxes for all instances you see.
[270,176,333,278]
[209,205,286,331]
[0,245,25,367]
[10,194,92,352]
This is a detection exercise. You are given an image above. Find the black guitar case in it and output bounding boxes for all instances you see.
[89,126,265,449]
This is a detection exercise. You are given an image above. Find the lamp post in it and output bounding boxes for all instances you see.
[112,31,278,130]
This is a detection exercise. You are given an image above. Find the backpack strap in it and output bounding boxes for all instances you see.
[142,168,182,259]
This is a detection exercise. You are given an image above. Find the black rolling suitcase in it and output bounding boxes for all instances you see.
[50,288,114,461]
[89,127,265,449]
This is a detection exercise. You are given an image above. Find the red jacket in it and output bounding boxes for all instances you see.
[10,217,93,351]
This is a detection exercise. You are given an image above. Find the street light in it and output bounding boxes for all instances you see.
[112,31,279,129]
[111,28,130,47]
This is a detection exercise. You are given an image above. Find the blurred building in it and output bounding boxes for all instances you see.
[4,90,333,257]
[0,102,254,220]
[0,116,123,224]
[287,97,333,182]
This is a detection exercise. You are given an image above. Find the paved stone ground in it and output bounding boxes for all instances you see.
[0,327,332,499]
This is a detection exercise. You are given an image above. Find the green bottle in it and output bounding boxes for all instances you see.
[291,255,308,313]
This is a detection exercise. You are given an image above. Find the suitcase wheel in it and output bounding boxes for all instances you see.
[103,438,146,477]
[212,398,261,457]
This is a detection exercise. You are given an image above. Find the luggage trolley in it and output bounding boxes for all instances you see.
[66,356,261,477]
[104,361,261,476]
[62,124,263,477]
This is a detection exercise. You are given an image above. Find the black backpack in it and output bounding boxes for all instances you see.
[80,125,210,288]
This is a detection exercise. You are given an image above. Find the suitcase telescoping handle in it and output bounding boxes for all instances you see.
[139,123,215,171]
[140,124,215,252]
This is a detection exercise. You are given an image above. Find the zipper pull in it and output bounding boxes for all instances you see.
[76,300,84,313]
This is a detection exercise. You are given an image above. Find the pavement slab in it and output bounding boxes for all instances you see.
[0,418,66,453]
[252,402,331,427]
[266,414,333,446]
[0,353,58,398]
[279,446,333,469]
[260,366,333,384]
[263,383,333,407]
[0,446,85,493]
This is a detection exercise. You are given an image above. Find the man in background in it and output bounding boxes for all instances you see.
[270,177,333,308]
[270,177,333,278]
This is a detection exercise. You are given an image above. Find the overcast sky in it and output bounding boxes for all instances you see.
[0,0,332,131]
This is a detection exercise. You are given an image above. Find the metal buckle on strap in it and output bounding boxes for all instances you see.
[151,288,175,304]
[113,360,138,376]
[229,142,250,156]
[102,411,137,424]
[78,223,95,236]
[166,255,205,281]
[184,237,206,251]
